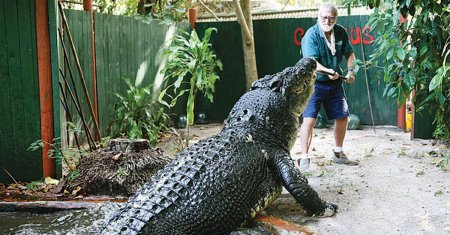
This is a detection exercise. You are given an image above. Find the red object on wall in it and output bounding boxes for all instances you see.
[294,26,375,47]
[293,27,305,46]
[35,0,55,178]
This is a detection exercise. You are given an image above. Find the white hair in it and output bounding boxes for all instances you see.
[318,2,338,16]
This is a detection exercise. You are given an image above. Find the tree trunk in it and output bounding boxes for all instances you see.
[233,0,258,90]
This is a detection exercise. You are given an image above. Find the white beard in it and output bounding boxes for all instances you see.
[319,22,335,32]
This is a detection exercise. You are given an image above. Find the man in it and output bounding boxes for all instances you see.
[295,2,359,172]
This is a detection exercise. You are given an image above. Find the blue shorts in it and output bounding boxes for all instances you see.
[303,80,349,120]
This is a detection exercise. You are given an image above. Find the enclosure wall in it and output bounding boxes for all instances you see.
[196,16,398,126]
[0,1,42,183]
[62,10,189,139]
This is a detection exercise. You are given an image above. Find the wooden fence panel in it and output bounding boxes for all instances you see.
[60,10,95,146]
[0,0,42,183]
[95,15,189,135]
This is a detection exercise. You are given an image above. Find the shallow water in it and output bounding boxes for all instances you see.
[0,202,274,235]
[0,202,121,235]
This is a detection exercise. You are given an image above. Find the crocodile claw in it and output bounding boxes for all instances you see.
[319,203,338,217]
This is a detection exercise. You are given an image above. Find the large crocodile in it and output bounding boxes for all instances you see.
[101,57,337,234]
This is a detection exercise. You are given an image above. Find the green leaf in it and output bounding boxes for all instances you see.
[387,86,397,97]
[387,49,395,60]
[429,67,445,91]
[419,46,428,56]
[397,48,406,60]
[438,93,445,106]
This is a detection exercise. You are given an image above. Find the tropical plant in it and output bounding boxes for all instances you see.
[159,28,222,129]
[108,78,171,146]
[344,0,450,140]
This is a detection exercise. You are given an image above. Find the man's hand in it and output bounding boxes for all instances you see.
[328,70,340,80]
[345,72,355,83]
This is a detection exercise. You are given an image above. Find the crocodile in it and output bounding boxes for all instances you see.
[101,57,337,235]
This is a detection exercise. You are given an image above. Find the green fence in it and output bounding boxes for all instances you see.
[196,16,398,125]
[0,0,42,183]
[0,6,188,183]
[62,10,189,139]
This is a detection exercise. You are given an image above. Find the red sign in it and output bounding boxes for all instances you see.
[294,26,375,46]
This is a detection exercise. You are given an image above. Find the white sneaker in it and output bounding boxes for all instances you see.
[298,158,310,172]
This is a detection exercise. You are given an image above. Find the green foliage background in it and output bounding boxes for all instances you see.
[345,0,449,140]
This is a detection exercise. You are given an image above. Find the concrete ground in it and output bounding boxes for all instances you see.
[188,123,450,235]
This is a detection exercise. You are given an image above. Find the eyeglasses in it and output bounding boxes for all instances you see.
[320,15,337,21]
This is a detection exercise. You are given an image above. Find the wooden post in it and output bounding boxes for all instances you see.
[35,0,55,178]
[397,103,406,130]
[83,0,92,11]
[188,8,197,29]
[84,0,99,140]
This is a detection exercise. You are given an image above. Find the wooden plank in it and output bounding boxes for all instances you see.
[111,16,121,96]
[82,11,94,128]
[127,16,135,81]
[135,18,143,88]
[103,14,113,133]
[0,0,13,182]
[47,0,62,178]
[130,17,138,86]
[94,12,106,133]
[139,20,148,86]
[21,0,40,147]
[5,0,27,180]
[119,16,126,83]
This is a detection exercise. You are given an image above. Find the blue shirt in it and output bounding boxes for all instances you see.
[301,23,353,81]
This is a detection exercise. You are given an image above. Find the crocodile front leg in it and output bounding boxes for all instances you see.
[270,149,337,216]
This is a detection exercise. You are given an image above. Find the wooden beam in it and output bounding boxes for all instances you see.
[35,0,55,178]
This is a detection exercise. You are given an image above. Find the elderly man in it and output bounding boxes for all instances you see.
[296,2,359,172]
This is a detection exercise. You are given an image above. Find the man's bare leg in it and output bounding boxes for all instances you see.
[297,117,317,171]
[332,117,358,165]
[333,117,347,148]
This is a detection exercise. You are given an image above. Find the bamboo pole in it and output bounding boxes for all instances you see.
[58,1,101,140]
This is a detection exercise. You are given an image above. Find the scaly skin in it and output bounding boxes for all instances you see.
[101,57,337,235]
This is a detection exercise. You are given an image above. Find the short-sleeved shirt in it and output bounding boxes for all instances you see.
[301,23,353,81]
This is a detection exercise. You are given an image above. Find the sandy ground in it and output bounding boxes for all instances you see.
[186,123,450,235]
